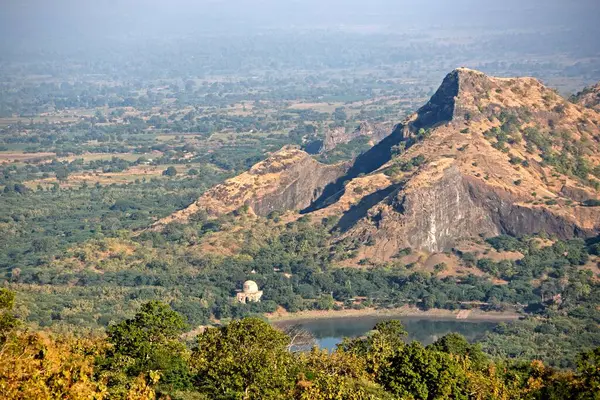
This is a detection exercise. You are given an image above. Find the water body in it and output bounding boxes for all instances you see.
[277,316,498,351]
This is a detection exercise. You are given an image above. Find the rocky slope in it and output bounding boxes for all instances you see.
[153,147,348,226]
[321,122,393,152]
[158,68,600,262]
[572,82,600,112]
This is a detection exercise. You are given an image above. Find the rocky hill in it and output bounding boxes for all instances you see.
[572,82,600,112]
[158,68,600,262]
[153,146,348,226]
[316,68,600,259]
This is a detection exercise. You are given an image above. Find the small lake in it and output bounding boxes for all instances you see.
[276,316,498,351]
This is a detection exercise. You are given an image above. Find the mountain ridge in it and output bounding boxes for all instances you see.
[153,146,349,227]
[157,68,600,260]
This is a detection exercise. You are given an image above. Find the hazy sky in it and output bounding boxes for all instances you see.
[0,0,598,75]
[3,0,599,40]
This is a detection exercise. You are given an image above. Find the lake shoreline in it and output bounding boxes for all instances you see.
[267,306,521,326]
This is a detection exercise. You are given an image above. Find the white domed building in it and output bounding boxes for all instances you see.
[236,280,263,303]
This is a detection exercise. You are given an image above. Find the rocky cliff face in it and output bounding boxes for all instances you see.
[245,150,348,216]
[346,161,593,257]
[153,147,348,227]
[321,122,393,152]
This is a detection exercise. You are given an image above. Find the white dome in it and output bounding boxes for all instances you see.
[243,280,259,293]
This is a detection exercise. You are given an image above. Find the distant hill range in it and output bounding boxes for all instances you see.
[155,68,600,261]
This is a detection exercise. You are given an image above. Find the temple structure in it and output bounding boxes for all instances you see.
[236,280,263,303]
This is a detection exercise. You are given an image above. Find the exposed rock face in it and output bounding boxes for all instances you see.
[572,82,600,112]
[340,161,597,257]
[247,151,348,216]
[321,127,347,152]
[335,162,501,256]
[153,147,348,227]
[408,69,460,131]
[399,164,500,252]
[321,122,393,152]
[560,185,598,203]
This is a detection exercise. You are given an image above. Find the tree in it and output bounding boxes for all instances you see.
[0,289,19,344]
[0,333,109,400]
[162,166,177,177]
[295,348,393,400]
[55,168,69,181]
[31,237,58,253]
[94,110,107,123]
[378,342,470,400]
[316,294,334,310]
[101,301,190,394]
[184,80,196,92]
[191,318,296,399]
[340,320,407,377]
[333,107,347,121]
[577,347,600,397]
[421,294,436,311]
[283,325,316,352]
[13,183,29,194]
[427,333,488,371]
[110,199,141,212]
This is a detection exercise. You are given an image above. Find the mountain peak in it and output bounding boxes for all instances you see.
[314,69,600,255]
[408,68,547,133]
[406,67,496,132]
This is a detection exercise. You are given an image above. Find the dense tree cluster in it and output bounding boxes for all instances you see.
[1,295,599,399]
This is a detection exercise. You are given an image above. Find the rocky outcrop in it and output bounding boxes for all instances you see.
[153,147,348,227]
[321,127,347,152]
[572,82,600,112]
[340,161,598,257]
[560,185,598,203]
[399,165,500,252]
[246,151,348,216]
[407,69,460,131]
[321,122,393,152]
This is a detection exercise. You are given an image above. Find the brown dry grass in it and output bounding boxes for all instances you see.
[57,153,146,163]
[286,102,343,113]
[0,152,55,162]
[27,163,202,188]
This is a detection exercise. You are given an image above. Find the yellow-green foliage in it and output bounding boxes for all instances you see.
[295,348,393,399]
[0,331,162,400]
[1,292,599,400]
[0,332,109,399]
